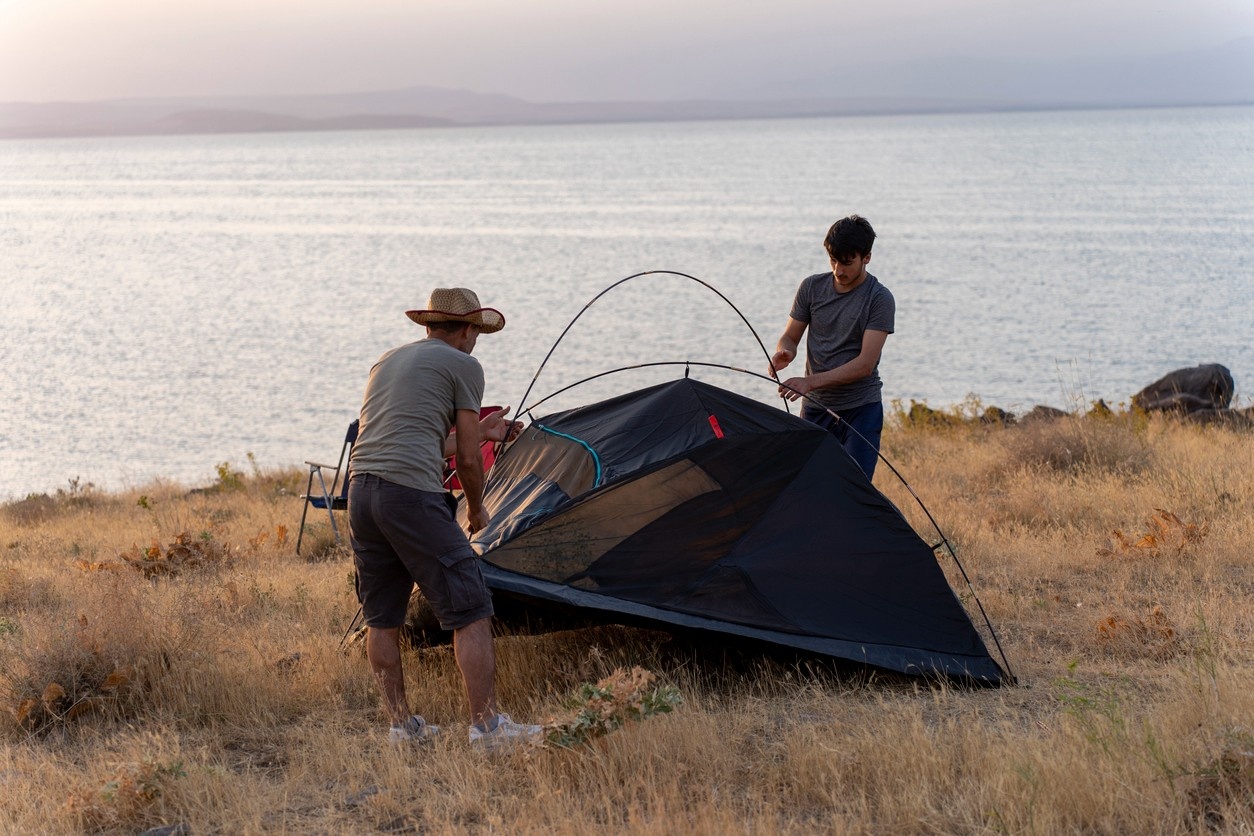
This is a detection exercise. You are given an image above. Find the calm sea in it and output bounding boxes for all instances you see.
[2,106,1252,499]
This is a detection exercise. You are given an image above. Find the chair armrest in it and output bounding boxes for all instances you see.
[304,460,339,470]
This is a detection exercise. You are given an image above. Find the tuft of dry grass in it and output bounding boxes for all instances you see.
[1001,413,1155,476]
[2,415,1253,834]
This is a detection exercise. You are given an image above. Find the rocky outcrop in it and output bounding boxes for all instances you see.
[980,406,1016,426]
[895,366,1245,430]
[1020,405,1069,423]
[1184,406,1254,428]
[1132,364,1235,414]
[1087,399,1114,418]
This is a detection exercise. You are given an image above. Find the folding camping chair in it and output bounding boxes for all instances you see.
[296,418,359,555]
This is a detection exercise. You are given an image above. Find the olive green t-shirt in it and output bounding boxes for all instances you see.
[349,338,484,492]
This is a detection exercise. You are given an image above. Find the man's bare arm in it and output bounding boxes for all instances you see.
[769,317,807,376]
[441,406,521,458]
[453,408,488,533]
[777,330,889,401]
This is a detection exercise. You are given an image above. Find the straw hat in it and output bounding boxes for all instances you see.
[406,287,505,333]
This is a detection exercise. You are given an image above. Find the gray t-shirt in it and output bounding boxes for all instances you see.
[349,338,484,492]
[789,272,895,411]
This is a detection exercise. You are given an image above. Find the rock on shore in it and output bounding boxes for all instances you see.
[908,364,1249,428]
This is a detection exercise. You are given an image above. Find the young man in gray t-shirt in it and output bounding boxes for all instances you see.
[770,215,895,480]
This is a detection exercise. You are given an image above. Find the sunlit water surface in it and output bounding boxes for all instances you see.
[2,106,1252,498]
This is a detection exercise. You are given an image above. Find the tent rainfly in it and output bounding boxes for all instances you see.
[459,376,1007,684]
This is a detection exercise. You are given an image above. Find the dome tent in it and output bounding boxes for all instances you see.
[459,375,1007,684]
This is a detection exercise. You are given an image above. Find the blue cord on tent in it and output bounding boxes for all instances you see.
[535,423,603,487]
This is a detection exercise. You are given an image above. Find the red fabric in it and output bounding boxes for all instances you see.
[708,414,725,438]
[445,406,502,490]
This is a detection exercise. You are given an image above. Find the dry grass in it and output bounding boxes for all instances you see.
[2,417,1252,834]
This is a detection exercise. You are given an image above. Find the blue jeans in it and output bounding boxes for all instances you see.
[801,400,884,481]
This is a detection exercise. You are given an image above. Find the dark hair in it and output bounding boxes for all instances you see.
[426,319,472,334]
[824,215,876,262]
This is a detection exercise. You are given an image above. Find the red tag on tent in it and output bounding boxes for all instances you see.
[707,415,724,438]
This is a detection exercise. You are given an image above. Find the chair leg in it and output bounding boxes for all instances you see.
[313,468,339,543]
[296,466,317,555]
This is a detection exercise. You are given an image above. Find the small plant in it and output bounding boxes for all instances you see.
[893,399,964,429]
[889,394,1013,429]
[67,758,185,831]
[542,666,682,749]
[214,461,245,492]
[1052,675,1131,756]
[1095,605,1182,658]
[247,525,289,551]
[58,476,97,505]
[1086,399,1114,419]
[76,532,236,578]
[1097,509,1209,560]
[10,666,134,732]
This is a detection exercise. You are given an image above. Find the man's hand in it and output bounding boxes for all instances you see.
[479,406,523,444]
[771,318,806,378]
[778,376,814,402]
[769,348,794,377]
[466,505,490,535]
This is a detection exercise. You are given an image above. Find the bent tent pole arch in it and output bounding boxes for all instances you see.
[513,270,786,423]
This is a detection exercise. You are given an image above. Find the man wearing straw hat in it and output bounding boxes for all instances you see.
[348,287,542,750]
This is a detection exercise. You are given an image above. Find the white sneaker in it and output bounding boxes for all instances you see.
[388,715,441,744]
[468,713,544,751]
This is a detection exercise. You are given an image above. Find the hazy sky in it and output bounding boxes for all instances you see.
[2,0,1252,102]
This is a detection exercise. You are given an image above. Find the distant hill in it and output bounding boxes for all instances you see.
[149,110,452,135]
[2,37,1251,140]
[0,101,453,139]
[0,89,1025,140]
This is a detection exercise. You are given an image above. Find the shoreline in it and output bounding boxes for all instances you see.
[6,396,1252,506]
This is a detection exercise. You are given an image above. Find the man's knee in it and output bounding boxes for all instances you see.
[366,626,402,667]
[454,616,492,638]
